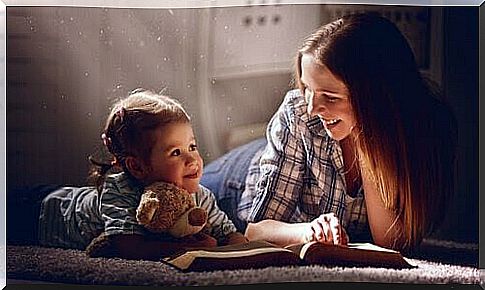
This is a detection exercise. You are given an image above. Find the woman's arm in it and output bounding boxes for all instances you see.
[110,233,217,261]
[360,165,405,250]
[245,220,308,246]
[245,214,348,247]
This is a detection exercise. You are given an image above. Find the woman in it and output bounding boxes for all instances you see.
[201,13,456,252]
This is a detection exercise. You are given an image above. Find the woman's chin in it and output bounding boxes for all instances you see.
[325,128,350,141]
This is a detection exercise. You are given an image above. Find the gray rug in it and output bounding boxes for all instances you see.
[6,239,480,286]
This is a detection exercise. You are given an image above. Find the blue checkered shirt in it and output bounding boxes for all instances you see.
[238,89,370,240]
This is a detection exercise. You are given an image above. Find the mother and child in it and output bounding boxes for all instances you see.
[32,12,456,260]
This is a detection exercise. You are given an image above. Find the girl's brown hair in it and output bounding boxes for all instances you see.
[295,13,457,250]
[88,89,190,191]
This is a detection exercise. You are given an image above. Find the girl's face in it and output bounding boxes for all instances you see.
[144,122,203,193]
[301,53,356,141]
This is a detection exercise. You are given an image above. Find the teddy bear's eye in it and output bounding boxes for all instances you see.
[171,149,181,156]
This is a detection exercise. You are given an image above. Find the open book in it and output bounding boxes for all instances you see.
[162,240,417,272]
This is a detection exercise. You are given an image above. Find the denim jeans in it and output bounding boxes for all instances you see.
[200,137,267,232]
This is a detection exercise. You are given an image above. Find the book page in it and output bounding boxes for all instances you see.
[347,243,399,253]
[163,240,296,271]
[286,241,416,269]
[164,247,294,270]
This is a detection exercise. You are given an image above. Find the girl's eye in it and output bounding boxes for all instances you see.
[326,95,339,102]
[170,149,181,156]
[189,144,197,151]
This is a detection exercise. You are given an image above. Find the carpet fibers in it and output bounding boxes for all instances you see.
[6,239,480,286]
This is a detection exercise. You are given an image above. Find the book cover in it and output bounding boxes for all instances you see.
[162,240,416,272]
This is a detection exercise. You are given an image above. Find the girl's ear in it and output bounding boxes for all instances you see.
[125,156,148,180]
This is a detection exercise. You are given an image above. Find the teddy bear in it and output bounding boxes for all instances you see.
[135,181,208,237]
[85,181,208,258]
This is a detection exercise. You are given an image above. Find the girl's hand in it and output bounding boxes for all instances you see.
[222,232,249,245]
[304,213,349,245]
[180,232,218,248]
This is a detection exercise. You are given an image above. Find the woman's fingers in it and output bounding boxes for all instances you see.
[339,227,349,245]
[309,213,347,245]
[309,214,329,244]
[311,219,324,241]
[328,214,341,245]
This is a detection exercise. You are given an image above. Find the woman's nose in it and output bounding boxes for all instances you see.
[308,99,325,117]
[306,90,325,117]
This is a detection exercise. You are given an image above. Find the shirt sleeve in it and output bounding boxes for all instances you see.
[247,92,307,223]
[197,185,237,241]
[237,147,265,221]
[99,177,146,237]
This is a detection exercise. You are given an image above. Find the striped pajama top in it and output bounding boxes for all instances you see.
[38,172,237,250]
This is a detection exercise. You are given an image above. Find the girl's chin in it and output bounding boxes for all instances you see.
[182,182,200,193]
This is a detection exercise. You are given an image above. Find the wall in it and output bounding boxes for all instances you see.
[7,5,323,190]
[7,7,202,190]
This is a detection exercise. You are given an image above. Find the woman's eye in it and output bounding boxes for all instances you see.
[304,88,313,96]
[320,93,338,102]
[170,149,181,156]
[189,144,197,151]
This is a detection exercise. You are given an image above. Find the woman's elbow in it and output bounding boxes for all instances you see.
[373,235,409,252]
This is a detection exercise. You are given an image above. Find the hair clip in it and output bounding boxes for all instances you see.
[116,107,126,123]
[110,158,118,166]
[101,133,112,147]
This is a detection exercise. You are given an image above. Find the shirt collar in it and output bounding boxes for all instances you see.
[297,103,345,173]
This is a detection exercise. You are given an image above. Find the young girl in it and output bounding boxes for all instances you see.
[38,89,247,260]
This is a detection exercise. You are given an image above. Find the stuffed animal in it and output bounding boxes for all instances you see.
[85,181,208,258]
[136,181,208,238]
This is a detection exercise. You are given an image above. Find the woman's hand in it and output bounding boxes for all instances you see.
[304,213,348,245]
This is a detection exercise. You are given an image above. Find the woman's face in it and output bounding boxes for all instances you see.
[301,53,356,141]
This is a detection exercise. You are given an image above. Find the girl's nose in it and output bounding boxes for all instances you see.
[185,154,197,167]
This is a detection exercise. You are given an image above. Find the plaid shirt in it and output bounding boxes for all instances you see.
[238,89,370,240]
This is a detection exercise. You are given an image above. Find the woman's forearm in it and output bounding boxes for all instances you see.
[245,219,308,247]
[361,169,404,249]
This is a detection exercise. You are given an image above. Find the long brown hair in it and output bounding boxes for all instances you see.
[295,13,457,250]
[88,89,190,191]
